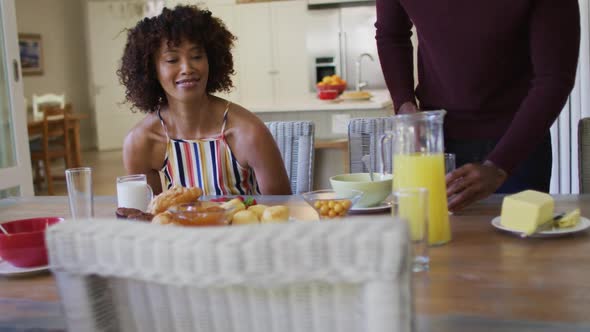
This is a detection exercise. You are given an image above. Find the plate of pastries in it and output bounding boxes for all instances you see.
[115,186,290,227]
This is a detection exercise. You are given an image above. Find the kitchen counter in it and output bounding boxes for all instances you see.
[249,89,392,113]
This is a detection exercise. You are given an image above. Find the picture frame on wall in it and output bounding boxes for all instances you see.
[18,33,43,76]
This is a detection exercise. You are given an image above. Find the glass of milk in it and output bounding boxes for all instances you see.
[116,174,153,211]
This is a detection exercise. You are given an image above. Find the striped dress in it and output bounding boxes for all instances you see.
[158,104,260,195]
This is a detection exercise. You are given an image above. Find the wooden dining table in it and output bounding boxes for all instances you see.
[0,194,589,331]
[27,112,89,168]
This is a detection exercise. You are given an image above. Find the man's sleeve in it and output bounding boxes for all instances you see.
[486,0,580,174]
[375,0,416,111]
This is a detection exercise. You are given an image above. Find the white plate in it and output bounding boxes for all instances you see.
[0,259,49,277]
[350,202,391,213]
[491,216,590,238]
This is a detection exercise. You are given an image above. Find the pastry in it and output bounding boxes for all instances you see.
[261,205,290,223]
[147,186,202,215]
[247,204,268,220]
[232,210,259,225]
[220,198,246,220]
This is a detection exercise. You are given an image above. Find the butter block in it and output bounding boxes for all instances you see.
[500,190,554,235]
[556,208,580,228]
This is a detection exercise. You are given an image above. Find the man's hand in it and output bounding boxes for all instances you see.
[397,101,419,114]
[446,160,508,212]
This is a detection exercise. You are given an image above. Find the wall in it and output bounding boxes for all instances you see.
[15,0,95,149]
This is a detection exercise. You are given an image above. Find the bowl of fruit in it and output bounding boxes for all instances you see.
[316,74,347,100]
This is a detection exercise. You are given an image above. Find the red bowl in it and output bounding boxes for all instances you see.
[317,83,347,94]
[317,89,339,100]
[0,217,63,268]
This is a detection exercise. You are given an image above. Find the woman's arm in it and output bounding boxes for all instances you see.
[123,126,164,195]
[246,121,292,195]
[227,107,292,195]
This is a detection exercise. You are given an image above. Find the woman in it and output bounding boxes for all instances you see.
[118,5,291,195]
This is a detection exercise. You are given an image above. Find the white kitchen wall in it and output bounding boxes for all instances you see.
[15,0,95,149]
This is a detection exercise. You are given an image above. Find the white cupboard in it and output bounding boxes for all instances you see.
[235,1,309,107]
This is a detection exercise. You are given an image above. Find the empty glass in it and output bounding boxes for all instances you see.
[392,187,429,272]
[65,167,94,221]
[444,153,456,174]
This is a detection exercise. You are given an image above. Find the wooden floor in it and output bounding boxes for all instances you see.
[34,150,125,196]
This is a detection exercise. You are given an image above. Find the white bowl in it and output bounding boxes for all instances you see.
[329,173,393,208]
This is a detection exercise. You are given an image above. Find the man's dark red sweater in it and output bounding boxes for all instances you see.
[375,0,580,174]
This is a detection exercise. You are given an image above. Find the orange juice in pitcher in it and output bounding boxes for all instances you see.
[380,110,451,245]
[393,153,450,244]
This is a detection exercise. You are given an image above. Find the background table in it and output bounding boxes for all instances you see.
[1,195,589,331]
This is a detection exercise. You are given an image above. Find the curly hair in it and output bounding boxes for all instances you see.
[117,5,236,113]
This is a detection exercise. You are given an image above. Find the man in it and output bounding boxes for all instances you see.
[376,1,580,211]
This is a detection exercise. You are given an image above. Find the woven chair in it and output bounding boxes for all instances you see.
[579,117,590,193]
[47,218,412,332]
[266,121,315,194]
[348,117,395,174]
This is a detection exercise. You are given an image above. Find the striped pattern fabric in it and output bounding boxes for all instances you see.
[158,108,259,196]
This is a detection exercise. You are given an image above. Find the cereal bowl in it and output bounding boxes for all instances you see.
[330,173,393,208]
[302,189,362,220]
[0,217,63,268]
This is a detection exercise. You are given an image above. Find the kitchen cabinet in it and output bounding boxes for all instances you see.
[204,3,241,103]
[235,0,309,107]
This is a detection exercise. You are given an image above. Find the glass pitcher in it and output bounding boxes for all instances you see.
[380,110,451,245]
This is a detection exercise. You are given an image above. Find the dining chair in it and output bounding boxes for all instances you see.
[265,121,315,194]
[47,218,412,332]
[29,105,71,195]
[32,93,65,120]
[579,117,590,193]
[348,117,395,174]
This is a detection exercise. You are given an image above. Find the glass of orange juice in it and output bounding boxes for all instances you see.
[392,187,429,272]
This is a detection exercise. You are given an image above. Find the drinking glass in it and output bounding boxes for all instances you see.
[444,153,456,174]
[65,167,94,220]
[392,187,429,272]
[116,174,153,211]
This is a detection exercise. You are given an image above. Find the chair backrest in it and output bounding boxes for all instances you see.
[42,105,69,142]
[348,117,395,174]
[47,218,412,332]
[265,121,315,194]
[579,117,590,193]
[32,93,65,120]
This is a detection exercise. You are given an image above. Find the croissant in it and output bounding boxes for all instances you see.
[147,186,202,215]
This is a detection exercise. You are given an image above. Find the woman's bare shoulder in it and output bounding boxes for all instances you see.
[224,100,267,132]
[123,113,167,166]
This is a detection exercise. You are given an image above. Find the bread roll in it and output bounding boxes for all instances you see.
[247,204,268,220]
[232,210,260,225]
[220,198,246,221]
[261,205,290,223]
[147,186,202,215]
